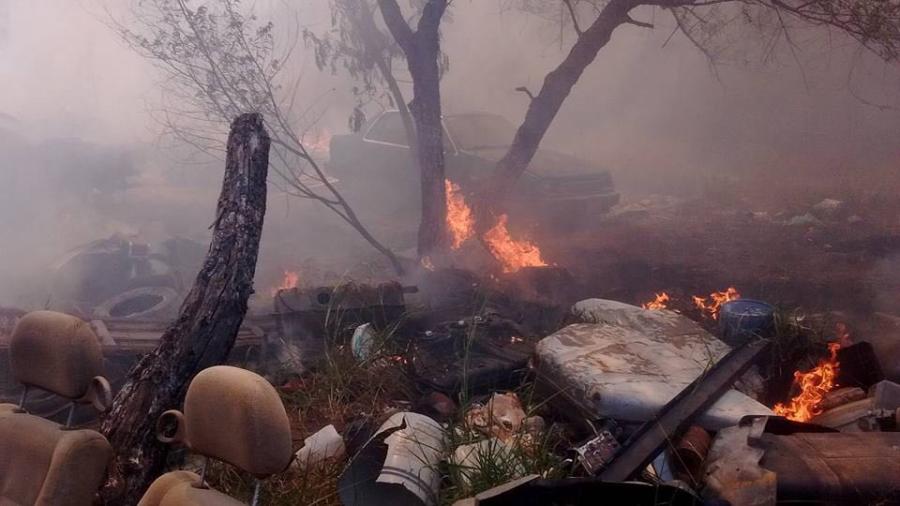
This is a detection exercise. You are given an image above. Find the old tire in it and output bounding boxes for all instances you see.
[92,286,180,321]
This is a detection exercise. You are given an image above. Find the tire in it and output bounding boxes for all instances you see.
[92,286,180,321]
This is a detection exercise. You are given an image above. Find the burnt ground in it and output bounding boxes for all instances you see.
[540,186,900,318]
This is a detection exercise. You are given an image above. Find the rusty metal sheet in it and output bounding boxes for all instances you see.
[536,299,773,430]
[706,416,900,505]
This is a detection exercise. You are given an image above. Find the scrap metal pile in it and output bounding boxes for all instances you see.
[2,256,899,505]
[272,272,900,505]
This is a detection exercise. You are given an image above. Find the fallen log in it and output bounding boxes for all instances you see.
[99,113,270,504]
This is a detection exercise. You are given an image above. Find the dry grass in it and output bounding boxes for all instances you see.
[207,313,415,504]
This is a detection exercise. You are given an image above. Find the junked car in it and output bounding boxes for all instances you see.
[328,111,619,227]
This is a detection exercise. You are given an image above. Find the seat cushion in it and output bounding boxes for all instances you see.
[138,471,245,506]
[0,406,112,506]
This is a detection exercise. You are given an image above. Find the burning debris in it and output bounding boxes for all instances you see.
[641,292,670,310]
[446,179,476,249]
[482,215,548,273]
[444,178,548,273]
[272,269,300,296]
[692,287,741,320]
[773,341,842,422]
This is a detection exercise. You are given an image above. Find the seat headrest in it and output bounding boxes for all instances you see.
[158,366,292,477]
[10,311,109,408]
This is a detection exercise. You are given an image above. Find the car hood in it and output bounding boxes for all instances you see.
[464,146,606,178]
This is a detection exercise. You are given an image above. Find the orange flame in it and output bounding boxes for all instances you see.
[773,341,841,422]
[301,127,332,156]
[421,256,436,271]
[445,179,475,249]
[272,270,299,296]
[642,292,671,310]
[483,214,548,273]
[692,287,740,320]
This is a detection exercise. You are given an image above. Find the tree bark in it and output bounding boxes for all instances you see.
[99,113,270,504]
[476,0,639,229]
[378,0,449,260]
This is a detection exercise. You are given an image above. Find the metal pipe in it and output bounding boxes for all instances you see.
[18,385,29,410]
[251,480,262,506]
[198,456,209,488]
[65,402,76,428]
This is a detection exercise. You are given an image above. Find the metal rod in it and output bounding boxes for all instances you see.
[251,479,262,506]
[18,385,29,410]
[198,456,209,488]
[599,338,771,482]
[65,402,76,428]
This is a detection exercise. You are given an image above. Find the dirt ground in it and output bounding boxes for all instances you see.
[540,177,900,319]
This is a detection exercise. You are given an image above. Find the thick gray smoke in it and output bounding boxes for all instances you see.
[0,0,898,307]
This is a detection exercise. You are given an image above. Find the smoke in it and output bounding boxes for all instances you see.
[0,0,898,307]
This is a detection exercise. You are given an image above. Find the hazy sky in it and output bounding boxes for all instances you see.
[1,0,897,169]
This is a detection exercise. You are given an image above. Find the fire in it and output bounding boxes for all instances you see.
[443,178,548,273]
[773,341,841,422]
[445,179,475,249]
[692,287,740,320]
[301,127,332,156]
[421,256,435,271]
[271,270,299,296]
[642,292,671,310]
[482,214,548,273]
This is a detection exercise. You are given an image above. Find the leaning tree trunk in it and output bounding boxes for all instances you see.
[476,0,639,231]
[100,113,270,504]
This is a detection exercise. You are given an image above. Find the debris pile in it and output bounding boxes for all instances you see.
[3,262,900,505]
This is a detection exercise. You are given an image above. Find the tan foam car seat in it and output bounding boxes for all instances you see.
[0,311,113,506]
[138,366,293,506]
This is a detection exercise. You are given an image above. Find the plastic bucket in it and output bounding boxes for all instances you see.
[718,299,775,346]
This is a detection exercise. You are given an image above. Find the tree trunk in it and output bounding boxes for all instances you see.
[378,0,449,261]
[99,113,270,504]
[408,44,446,260]
[476,0,637,229]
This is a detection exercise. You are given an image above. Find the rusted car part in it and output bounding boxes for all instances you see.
[451,475,698,506]
[49,235,206,318]
[670,425,711,487]
[0,311,113,506]
[536,299,772,431]
[273,282,411,370]
[705,416,900,506]
[340,412,446,506]
[811,379,900,431]
[411,316,533,396]
[599,337,770,482]
[139,366,292,506]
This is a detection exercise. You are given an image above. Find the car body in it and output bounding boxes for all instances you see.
[328,111,619,226]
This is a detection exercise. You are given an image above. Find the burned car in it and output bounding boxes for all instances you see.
[328,111,619,226]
